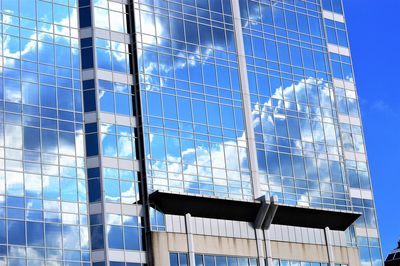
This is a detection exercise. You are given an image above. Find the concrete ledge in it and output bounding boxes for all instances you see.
[151,232,360,266]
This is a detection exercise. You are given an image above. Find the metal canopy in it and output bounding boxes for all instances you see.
[271,204,361,231]
[149,190,361,231]
[149,190,261,222]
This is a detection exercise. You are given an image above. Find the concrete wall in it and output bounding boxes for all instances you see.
[151,231,361,266]
[333,246,362,266]
[152,232,188,265]
[271,241,329,262]
[193,235,258,257]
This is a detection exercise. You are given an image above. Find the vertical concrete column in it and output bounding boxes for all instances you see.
[185,213,196,266]
[324,227,335,266]
[255,229,266,266]
[264,229,273,266]
[230,0,261,199]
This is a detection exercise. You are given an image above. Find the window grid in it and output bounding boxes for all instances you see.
[0,0,89,264]
[239,0,351,210]
[134,0,253,200]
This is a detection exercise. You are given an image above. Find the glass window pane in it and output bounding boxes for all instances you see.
[8,220,26,245]
[107,225,123,249]
[124,227,140,250]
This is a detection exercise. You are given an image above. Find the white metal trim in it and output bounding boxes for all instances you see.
[230,0,261,199]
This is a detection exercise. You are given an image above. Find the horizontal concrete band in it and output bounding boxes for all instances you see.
[151,232,361,266]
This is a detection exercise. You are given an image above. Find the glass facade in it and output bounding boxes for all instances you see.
[78,0,147,264]
[0,0,90,265]
[239,0,351,210]
[169,253,258,266]
[0,0,382,265]
[272,259,346,266]
[134,0,253,200]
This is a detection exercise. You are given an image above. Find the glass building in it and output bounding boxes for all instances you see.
[0,0,381,265]
[384,240,400,266]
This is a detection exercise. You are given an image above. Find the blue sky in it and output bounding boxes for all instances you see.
[343,0,400,256]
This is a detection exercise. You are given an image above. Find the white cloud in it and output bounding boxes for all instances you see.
[371,100,390,112]
[0,7,77,70]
